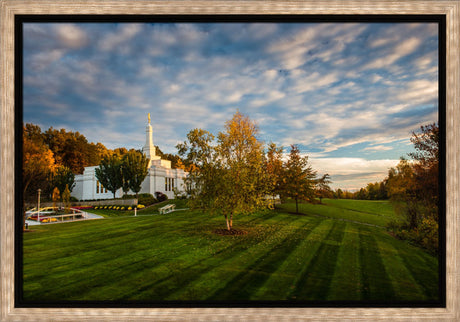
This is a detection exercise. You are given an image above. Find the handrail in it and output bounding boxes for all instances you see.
[26,207,87,223]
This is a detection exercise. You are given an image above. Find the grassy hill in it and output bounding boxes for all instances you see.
[22,199,439,304]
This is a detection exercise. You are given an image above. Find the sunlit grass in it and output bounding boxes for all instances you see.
[22,199,439,303]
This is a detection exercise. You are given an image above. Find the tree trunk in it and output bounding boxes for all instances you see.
[225,214,231,230]
[295,197,299,214]
[230,212,233,230]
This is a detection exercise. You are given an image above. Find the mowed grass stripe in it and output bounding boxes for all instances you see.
[375,238,426,301]
[24,213,250,300]
[252,219,334,300]
[155,216,314,301]
[82,226,264,301]
[277,202,389,227]
[205,218,324,301]
[23,218,195,277]
[327,222,362,301]
[358,226,395,301]
[78,212,307,300]
[290,220,346,300]
[324,199,397,219]
[24,228,215,300]
[388,236,439,300]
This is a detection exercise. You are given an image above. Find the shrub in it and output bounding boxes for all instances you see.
[122,194,136,199]
[138,193,157,206]
[138,204,145,209]
[155,192,168,202]
[386,218,438,254]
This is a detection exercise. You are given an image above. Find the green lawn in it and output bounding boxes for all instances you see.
[22,199,439,303]
[278,198,400,227]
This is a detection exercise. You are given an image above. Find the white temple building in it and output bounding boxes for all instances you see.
[72,115,188,201]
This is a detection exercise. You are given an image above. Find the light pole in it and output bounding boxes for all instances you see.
[37,188,41,224]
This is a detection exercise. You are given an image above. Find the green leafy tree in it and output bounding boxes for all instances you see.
[177,128,217,209]
[215,111,268,230]
[178,111,268,231]
[122,150,149,198]
[282,145,317,214]
[316,173,332,204]
[95,155,123,199]
[53,165,75,198]
[265,142,284,202]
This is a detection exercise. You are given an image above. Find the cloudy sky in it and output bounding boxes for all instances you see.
[23,21,439,190]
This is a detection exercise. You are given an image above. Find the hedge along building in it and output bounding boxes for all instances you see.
[72,114,188,201]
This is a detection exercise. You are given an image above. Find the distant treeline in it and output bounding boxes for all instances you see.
[333,180,388,200]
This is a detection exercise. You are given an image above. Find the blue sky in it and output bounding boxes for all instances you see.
[23,22,438,190]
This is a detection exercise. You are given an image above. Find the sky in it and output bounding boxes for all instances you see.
[22,21,439,191]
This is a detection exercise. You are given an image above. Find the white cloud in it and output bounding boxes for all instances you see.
[54,24,88,49]
[99,24,142,51]
[397,79,438,103]
[290,71,339,94]
[308,157,400,190]
[28,49,65,71]
[362,37,422,70]
[362,145,393,152]
[249,91,285,108]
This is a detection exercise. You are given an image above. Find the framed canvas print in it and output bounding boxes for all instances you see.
[1,0,459,321]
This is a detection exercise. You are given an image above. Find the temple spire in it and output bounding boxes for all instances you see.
[142,113,160,166]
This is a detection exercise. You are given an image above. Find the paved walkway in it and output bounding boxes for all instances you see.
[84,212,104,219]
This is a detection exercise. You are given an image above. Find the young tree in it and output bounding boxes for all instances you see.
[95,155,123,199]
[122,150,149,198]
[62,184,71,212]
[216,111,268,230]
[178,111,268,231]
[335,188,344,199]
[282,145,317,213]
[265,142,284,202]
[316,173,332,204]
[52,187,60,210]
[177,128,217,210]
[53,165,75,198]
